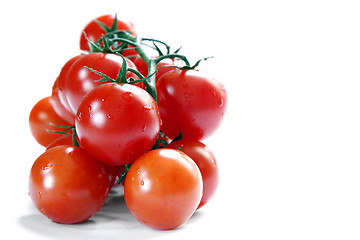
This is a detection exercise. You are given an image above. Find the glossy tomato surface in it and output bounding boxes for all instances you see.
[80,14,136,51]
[56,54,83,115]
[167,140,219,209]
[75,83,161,165]
[50,78,75,125]
[124,148,203,230]
[65,52,138,114]
[29,97,72,147]
[157,69,227,140]
[28,145,110,224]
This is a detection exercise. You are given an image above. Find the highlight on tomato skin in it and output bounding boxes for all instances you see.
[55,54,83,118]
[124,148,203,230]
[50,77,75,125]
[28,145,110,224]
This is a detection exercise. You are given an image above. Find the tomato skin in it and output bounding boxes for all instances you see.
[131,57,177,79]
[75,83,161,165]
[80,14,136,51]
[46,134,74,150]
[65,52,139,114]
[124,149,203,230]
[29,97,72,147]
[28,145,110,224]
[167,140,219,209]
[50,78,75,125]
[56,55,83,115]
[157,69,227,140]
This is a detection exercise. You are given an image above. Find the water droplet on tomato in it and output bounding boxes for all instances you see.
[142,125,147,132]
[88,106,92,112]
[122,92,133,101]
[38,192,43,198]
[107,114,112,119]
[62,190,71,199]
[41,163,53,171]
[143,105,153,111]
[140,181,144,186]
[218,97,224,107]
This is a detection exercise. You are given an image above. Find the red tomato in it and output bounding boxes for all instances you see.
[29,97,72,147]
[157,69,227,140]
[75,83,161,165]
[56,55,83,115]
[28,145,110,224]
[80,14,136,51]
[167,140,219,209]
[65,52,139,114]
[50,78,75,125]
[124,148,203,230]
[131,57,178,79]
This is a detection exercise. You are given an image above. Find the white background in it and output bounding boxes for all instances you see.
[1,0,360,239]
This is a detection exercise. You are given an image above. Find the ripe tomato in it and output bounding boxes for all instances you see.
[80,14,136,51]
[167,140,219,209]
[131,57,178,79]
[28,145,110,224]
[65,52,139,114]
[56,54,83,115]
[157,69,227,140]
[50,78,75,125]
[29,97,72,147]
[75,83,161,165]
[124,148,203,230]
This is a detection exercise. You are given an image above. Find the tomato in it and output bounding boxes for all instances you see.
[124,148,203,230]
[75,83,161,165]
[157,69,227,140]
[56,55,83,115]
[28,145,110,224]
[80,14,136,52]
[29,97,72,147]
[65,52,140,114]
[131,57,178,80]
[167,140,219,209]
[50,78,75,125]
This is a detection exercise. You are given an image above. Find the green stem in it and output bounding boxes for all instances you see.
[117,163,132,184]
[72,128,80,147]
[131,37,158,103]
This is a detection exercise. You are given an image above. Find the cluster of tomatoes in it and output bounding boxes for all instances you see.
[28,14,227,230]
